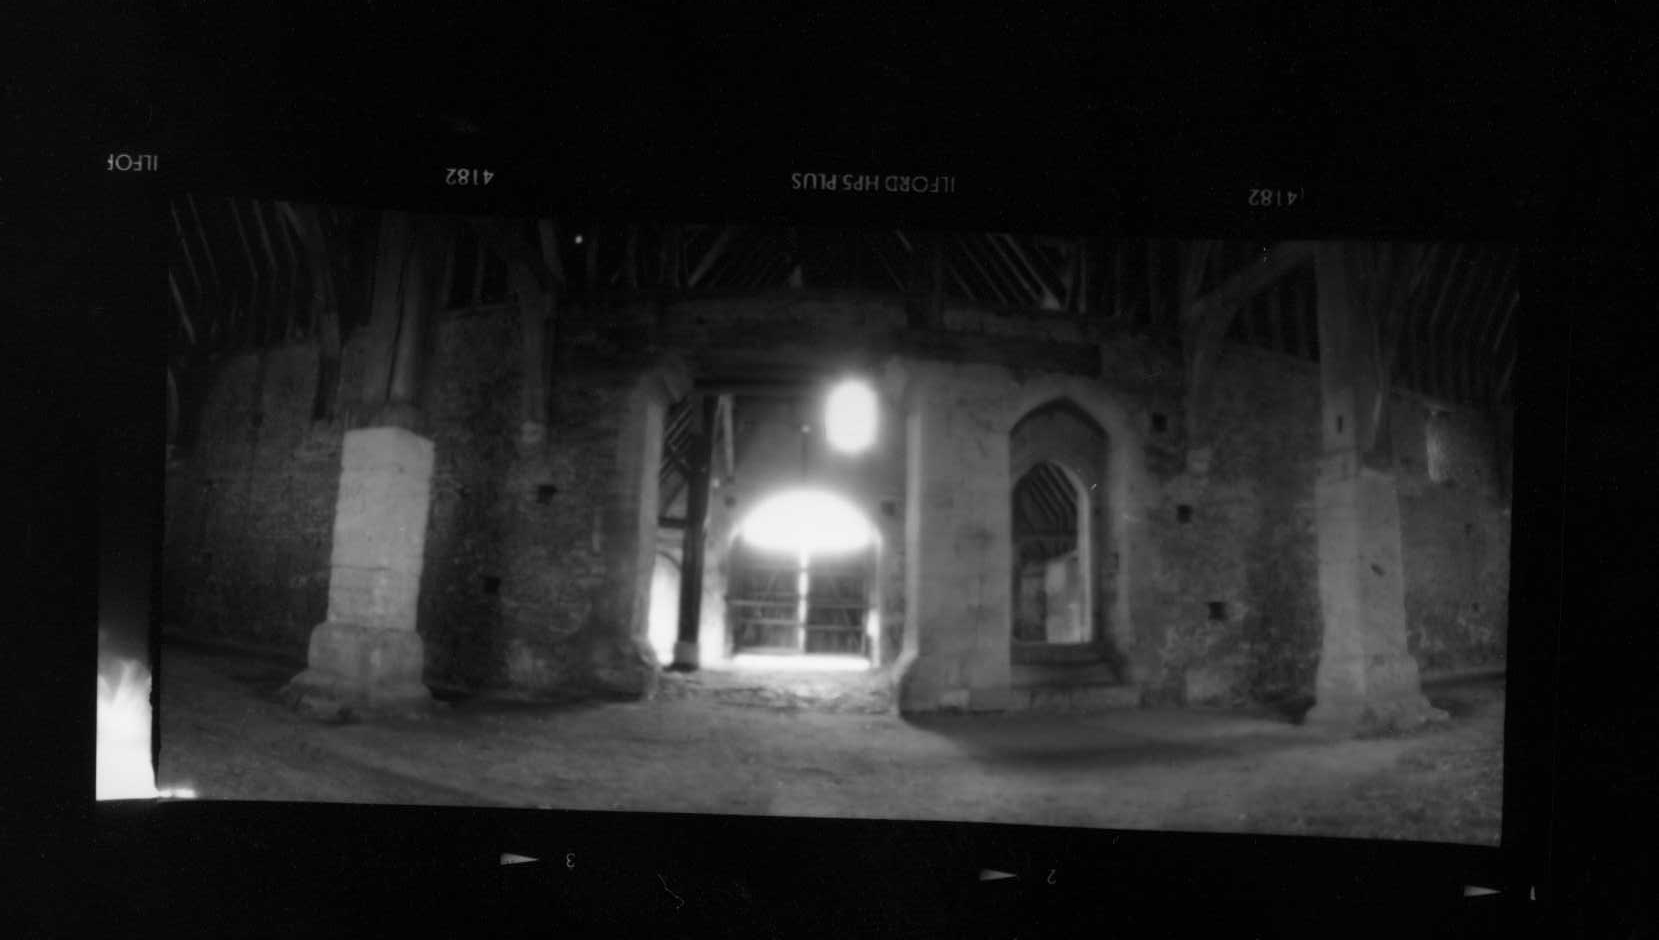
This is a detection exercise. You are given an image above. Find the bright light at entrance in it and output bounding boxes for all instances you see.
[97,655,158,800]
[736,489,874,558]
[824,379,878,454]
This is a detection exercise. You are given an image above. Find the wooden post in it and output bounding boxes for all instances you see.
[381,222,446,429]
[511,260,550,445]
[720,394,736,481]
[672,394,719,670]
[278,202,343,422]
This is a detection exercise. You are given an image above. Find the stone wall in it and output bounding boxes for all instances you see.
[1392,397,1511,673]
[165,292,1510,706]
[163,309,665,699]
[162,337,370,652]
[1135,348,1324,707]
[416,310,523,691]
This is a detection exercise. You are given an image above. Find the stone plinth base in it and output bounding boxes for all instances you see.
[1306,685,1449,735]
[1310,467,1444,735]
[669,641,701,671]
[588,634,660,699]
[282,621,432,720]
[897,652,1012,714]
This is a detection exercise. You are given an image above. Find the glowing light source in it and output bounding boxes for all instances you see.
[736,489,874,558]
[824,379,878,454]
[730,653,869,672]
[97,657,157,800]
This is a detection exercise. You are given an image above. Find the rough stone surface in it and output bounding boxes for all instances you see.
[1391,397,1510,673]
[166,294,1509,713]
[1135,348,1324,707]
[325,427,434,623]
[284,621,432,720]
[1307,468,1446,733]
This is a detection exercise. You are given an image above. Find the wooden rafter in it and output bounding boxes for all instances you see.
[1490,287,1518,361]
[250,200,282,338]
[1185,242,1314,330]
[276,198,302,339]
[953,233,1013,307]
[1455,254,1500,401]
[1476,252,1516,397]
[993,234,1058,308]
[1475,252,1518,355]
[687,225,735,289]
[1181,240,1313,448]
[1495,346,1517,404]
[863,231,908,293]
[1445,249,1493,402]
[169,270,196,345]
[186,193,222,298]
[171,201,203,302]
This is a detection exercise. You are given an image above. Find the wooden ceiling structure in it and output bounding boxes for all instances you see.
[165,201,1519,481]
[1013,463,1083,564]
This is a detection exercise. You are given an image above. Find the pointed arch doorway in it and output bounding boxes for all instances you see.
[1010,400,1112,666]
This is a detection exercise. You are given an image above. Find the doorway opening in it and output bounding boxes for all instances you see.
[1009,399,1111,667]
[1012,462,1092,645]
[725,488,878,667]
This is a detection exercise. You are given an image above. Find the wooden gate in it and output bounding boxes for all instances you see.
[727,543,871,657]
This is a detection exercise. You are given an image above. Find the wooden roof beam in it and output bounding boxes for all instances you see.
[953,233,1014,307]
[1183,241,1315,331]
[1182,240,1313,450]
[185,193,223,297]
[687,225,736,289]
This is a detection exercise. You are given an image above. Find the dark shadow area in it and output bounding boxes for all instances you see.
[899,710,1325,771]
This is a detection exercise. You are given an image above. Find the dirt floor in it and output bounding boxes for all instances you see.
[154,639,1503,844]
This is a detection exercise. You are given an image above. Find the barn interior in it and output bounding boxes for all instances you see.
[148,201,1516,839]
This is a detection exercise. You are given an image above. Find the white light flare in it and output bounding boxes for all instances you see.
[97,656,158,800]
[735,489,875,560]
[824,379,878,454]
[729,653,870,672]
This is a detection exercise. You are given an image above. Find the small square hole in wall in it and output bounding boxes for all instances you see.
[536,484,558,504]
[1151,412,1168,433]
[1208,601,1228,621]
[1177,504,1193,523]
[482,576,501,595]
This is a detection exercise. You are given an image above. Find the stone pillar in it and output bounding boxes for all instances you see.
[285,426,436,719]
[1307,244,1444,733]
[898,364,1016,713]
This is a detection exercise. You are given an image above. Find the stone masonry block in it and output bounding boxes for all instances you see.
[327,566,422,631]
[284,620,431,719]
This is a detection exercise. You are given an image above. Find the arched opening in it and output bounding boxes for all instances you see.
[1012,462,1092,646]
[1009,399,1112,666]
[725,488,879,666]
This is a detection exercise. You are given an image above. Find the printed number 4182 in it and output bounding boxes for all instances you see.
[1249,188,1302,208]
